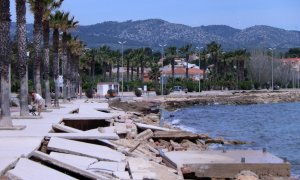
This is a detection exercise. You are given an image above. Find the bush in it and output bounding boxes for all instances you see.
[155,89,162,95]
[134,88,142,97]
[239,81,253,90]
[107,89,117,97]
[85,89,94,98]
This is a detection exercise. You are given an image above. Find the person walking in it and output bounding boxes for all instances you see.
[31,91,44,116]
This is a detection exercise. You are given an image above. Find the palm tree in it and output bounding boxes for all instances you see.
[60,13,78,101]
[16,0,29,116]
[31,0,44,95]
[50,11,64,107]
[0,0,12,126]
[166,46,177,81]
[179,44,192,79]
[41,0,63,107]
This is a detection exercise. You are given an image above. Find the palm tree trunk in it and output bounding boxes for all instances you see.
[141,59,144,83]
[185,54,189,78]
[131,63,134,81]
[43,19,51,107]
[33,0,43,95]
[16,0,29,116]
[62,32,68,102]
[171,58,175,81]
[53,28,59,107]
[0,0,12,126]
[136,66,140,80]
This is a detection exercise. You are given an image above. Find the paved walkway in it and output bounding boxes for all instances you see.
[0,98,119,175]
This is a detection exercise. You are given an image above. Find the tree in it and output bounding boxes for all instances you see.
[60,12,78,101]
[50,11,64,107]
[0,0,12,126]
[41,0,63,107]
[166,46,177,81]
[16,0,29,116]
[179,44,192,78]
[32,0,44,95]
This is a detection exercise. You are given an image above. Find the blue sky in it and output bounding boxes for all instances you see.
[10,0,300,30]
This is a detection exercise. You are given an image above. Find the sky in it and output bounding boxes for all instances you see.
[10,0,300,30]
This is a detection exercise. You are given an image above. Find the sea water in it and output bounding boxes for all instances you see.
[162,102,300,176]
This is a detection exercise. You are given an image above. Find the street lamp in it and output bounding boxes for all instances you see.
[196,47,203,93]
[159,44,167,58]
[118,41,126,98]
[269,48,276,90]
[159,44,167,95]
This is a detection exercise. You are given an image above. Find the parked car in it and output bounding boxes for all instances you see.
[172,86,188,92]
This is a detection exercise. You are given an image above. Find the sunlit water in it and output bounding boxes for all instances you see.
[162,102,300,176]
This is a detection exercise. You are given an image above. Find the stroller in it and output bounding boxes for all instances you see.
[28,105,37,116]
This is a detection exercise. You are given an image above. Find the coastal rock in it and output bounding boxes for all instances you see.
[235,170,259,180]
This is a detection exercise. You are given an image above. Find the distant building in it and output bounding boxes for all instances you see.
[162,67,204,81]
[280,58,300,71]
[96,82,119,97]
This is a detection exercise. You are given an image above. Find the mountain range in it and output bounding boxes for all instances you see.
[11,19,300,50]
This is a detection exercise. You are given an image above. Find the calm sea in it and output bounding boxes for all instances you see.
[162,102,300,176]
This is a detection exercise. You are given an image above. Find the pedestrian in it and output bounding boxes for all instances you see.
[31,91,44,116]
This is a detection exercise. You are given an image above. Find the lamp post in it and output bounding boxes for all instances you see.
[159,44,167,95]
[118,41,126,98]
[269,48,276,90]
[196,47,203,93]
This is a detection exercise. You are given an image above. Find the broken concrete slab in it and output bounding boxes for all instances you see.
[135,129,153,141]
[88,161,126,172]
[135,122,177,132]
[31,151,111,180]
[5,158,76,180]
[46,132,119,140]
[127,157,182,180]
[49,152,98,169]
[11,116,42,119]
[52,123,83,133]
[113,171,130,179]
[153,131,204,140]
[164,150,291,179]
[47,137,125,162]
[98,126,116,133]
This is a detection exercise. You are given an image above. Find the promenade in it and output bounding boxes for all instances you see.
[0,99,117,176]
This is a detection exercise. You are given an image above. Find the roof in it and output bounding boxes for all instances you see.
[280,58,300,63]
[163,67,204,75]
[97,82,119,85]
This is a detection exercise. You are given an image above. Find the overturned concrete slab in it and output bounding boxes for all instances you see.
[47,137,125,162]
[31,151,111,180]
[164,150,290,179]
[88,161,126,172]
[135,122,177,132]
[49,152,98,169]
[47,132,119,140]
[128,157,182,180]
[5,158,76,180]
[52,123,83,133]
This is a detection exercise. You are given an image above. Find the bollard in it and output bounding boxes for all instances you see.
[241,157,245,163]
[283,157,288,163]
[222,148,226,153]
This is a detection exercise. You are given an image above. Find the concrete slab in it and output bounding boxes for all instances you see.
[113,171,130,179]
[46,132,119,140]
[164,150,290,178]
[5,158,76,180]
[47,137,125,162]
[52,123,83,133]
[135,122,177,132]
[127,157,182,180]
[32,151,110,180]
[49,152,98,169]
[88,161,126,172]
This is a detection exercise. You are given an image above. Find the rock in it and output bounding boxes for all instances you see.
[235,170,259,180]
[205,137,224,144]
[135,129,154,141]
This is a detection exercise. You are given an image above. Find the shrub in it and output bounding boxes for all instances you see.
[239,81,253,90]
[163,88,170,95]
[134,88,142,97]
[155,89,162,95]
[107,89,117,97]
[85,89,94,98]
